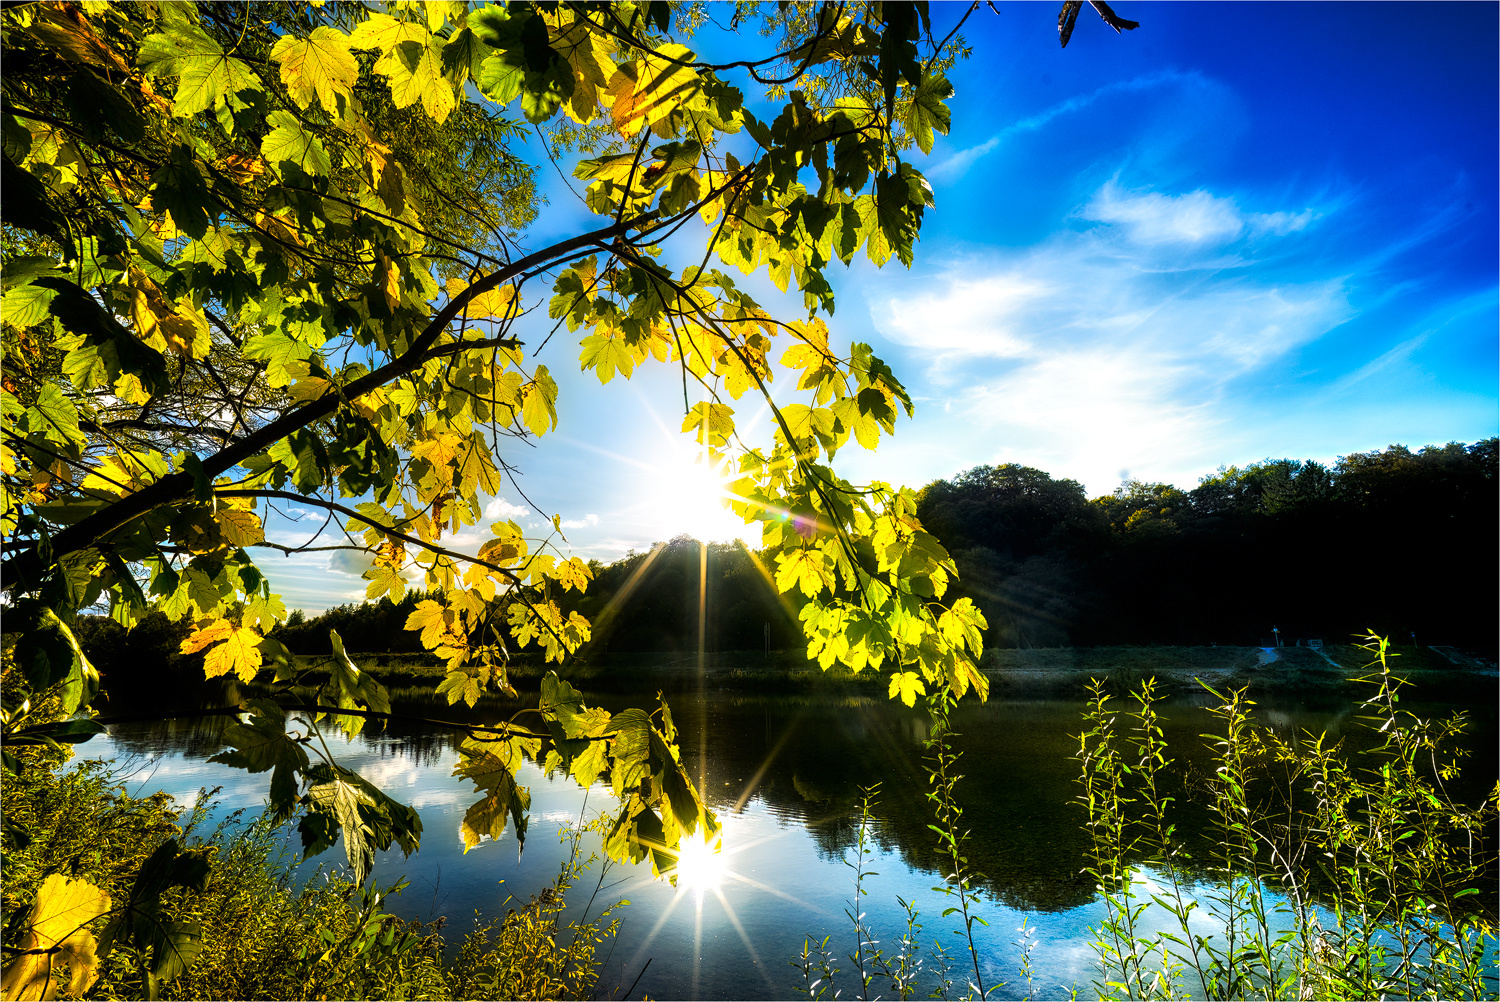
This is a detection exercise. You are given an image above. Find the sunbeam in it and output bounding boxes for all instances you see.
[712,885,780,995]
[583,540,667,648]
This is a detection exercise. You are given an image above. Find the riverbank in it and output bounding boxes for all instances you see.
[288,643,1497,702]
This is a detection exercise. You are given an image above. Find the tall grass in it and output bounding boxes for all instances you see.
[1076,634,1498,1000]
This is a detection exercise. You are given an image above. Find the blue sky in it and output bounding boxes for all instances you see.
[262,2,1498,613]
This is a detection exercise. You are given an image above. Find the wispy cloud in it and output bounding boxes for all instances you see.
[1328,332,1431,394]
[1082,181,1318,247]
[930,70,1203,181]
[561,513,600,529]
[873,181,1352,492]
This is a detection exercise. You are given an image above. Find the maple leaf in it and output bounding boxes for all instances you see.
[201,626,263,682]
[0,875,111,1000]
[271,26,359,116]
[214,507,264,548]
[607,44,702,137]
[888,670,926,708]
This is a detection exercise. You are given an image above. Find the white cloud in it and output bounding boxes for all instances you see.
[484,496,530,520]
[873,182,1352,493]
[327,549,376,576]
[1082,181,1320,248]
[561,513,600,529]
[1084,183,1245,246]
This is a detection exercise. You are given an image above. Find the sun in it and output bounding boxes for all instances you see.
[646,447,753,544]
[668,827,726,893]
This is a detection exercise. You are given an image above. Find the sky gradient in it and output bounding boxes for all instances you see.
[261,2,1499,613]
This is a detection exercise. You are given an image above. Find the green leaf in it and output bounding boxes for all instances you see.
[261,110,332,177]
[150,921,204,981]
[6,718,106,747]
[305,773,375,882]
[99,838,212,982]
[903,73,953,155]
[149,144,215,239]
[208,709,309,820]
[454,734,533,851]
[24,383,87,449]
[6,600,97,711]
[1,282,58,328]
[327,628,391,738]
[138,14,260,117]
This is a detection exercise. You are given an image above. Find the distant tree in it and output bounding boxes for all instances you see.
[916,464,1101,558]
[1093,479,1189,536]
[922,439,1498,648]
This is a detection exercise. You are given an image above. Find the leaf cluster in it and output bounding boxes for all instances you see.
[1,0,1007,929]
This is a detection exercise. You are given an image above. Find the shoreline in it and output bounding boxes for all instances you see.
[280,643,1498,702]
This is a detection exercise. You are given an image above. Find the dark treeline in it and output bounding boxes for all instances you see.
[919,440,1497,649]
[82,439,1495,669]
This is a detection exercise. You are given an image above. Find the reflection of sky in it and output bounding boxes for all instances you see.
[84,726,1118,1000]
[75,688,1497,1002]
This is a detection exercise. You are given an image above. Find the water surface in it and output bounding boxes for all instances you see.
[90,679,1497,1000]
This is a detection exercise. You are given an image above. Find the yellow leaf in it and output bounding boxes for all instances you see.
[378,34,455,122]
[112,371,151,406]
[550,16,615,124]
[405,598,454,650]
[214,507,264,548]
[376,255,401,312]
[888,670,926,708]
[180,619,232,656]
[271,26,359,116]
[0,874,111,1001]
[553,555,592,593]
[202,626,264,682]
[365,562,407,602]
[412,432,461,470]
[348,12,427,52]
[444,277,518,319]
[774,549,827,597]
[80,454,146,497]
[156,308,211,359]
[606,44,702,137]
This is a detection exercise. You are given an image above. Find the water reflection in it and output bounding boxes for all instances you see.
[90,681,1496,1000]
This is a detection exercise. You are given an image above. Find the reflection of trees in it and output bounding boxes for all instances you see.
[361,731,457,769]
[660,689,1496,913]
[98,683,1495,916]
[107,713,237,760]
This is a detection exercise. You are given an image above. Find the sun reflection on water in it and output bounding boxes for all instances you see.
[670,828,725,893]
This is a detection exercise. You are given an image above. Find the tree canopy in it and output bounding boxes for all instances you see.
[916,441,1498,649]
[0,0,1045,912]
